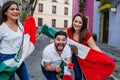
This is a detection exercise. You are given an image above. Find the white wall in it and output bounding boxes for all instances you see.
[109,3,120,47]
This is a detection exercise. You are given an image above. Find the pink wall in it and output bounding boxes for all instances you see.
[84,0,94,32]
[72,0,94,32]
[72,0,79,17]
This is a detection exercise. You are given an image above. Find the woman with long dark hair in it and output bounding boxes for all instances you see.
[0,1,29,80]
[66,13,101,80]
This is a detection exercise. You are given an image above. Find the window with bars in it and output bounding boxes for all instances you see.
[52,6,56,14]
[64,7,68,15]
[64,20,68,28]
[52,19,56,27]
[38,3,43,12]
[64,0,68,4]
[52,0,57,2]
[38,18,43,27]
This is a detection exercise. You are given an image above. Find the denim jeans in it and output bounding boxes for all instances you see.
[41,65,58,80]
[0,53,29,80]
[72,53,86,80]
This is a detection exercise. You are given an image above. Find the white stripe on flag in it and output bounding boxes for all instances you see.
[3,34,35,67]
[67,38,90,59]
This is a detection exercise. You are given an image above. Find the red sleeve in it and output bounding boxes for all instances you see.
[67,27,73,39]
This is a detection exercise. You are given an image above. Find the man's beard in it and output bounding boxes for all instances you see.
[55,43,65,52]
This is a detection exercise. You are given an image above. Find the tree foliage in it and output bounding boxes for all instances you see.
[21,0,37,23]
[79,0,86,14]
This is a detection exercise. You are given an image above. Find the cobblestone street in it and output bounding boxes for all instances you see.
[97,43,120,80]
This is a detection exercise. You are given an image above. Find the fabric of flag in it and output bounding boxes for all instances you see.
[0,16,36,80]
[40,24,115,80]
[62,75,72,80]
[59,59,66,79]
[41,24,57,39]
[67,38,115,80]
[58,58,73,80]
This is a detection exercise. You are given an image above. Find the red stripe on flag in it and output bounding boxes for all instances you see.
[62,75,72,80]
[76,49,115,80]
[24,16,36,45]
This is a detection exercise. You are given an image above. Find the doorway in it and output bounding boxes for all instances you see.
[101,11,109,43]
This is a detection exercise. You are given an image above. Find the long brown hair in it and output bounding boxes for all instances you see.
[71,13,87,43]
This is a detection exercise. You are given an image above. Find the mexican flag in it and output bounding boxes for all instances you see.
[40,24,115,80]
[58,58,74,80]
[67,38,115,80]
[0,16,36,80]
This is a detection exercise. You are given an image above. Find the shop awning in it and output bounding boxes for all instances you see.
[98,3,111,11]
[98,0,110,3]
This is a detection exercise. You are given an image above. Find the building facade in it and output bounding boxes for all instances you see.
[33,0,73,28]
[94,0,120,47]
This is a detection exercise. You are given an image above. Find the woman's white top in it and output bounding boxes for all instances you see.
[0,22,23,54]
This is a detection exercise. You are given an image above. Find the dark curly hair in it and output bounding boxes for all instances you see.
[54,31,67,38]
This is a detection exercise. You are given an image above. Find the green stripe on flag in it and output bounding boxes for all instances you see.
[0,62,17,80]
[59,58,67,79]
[41,24,57,38]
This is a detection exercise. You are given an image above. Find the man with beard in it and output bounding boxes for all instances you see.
[41,31,72,80]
